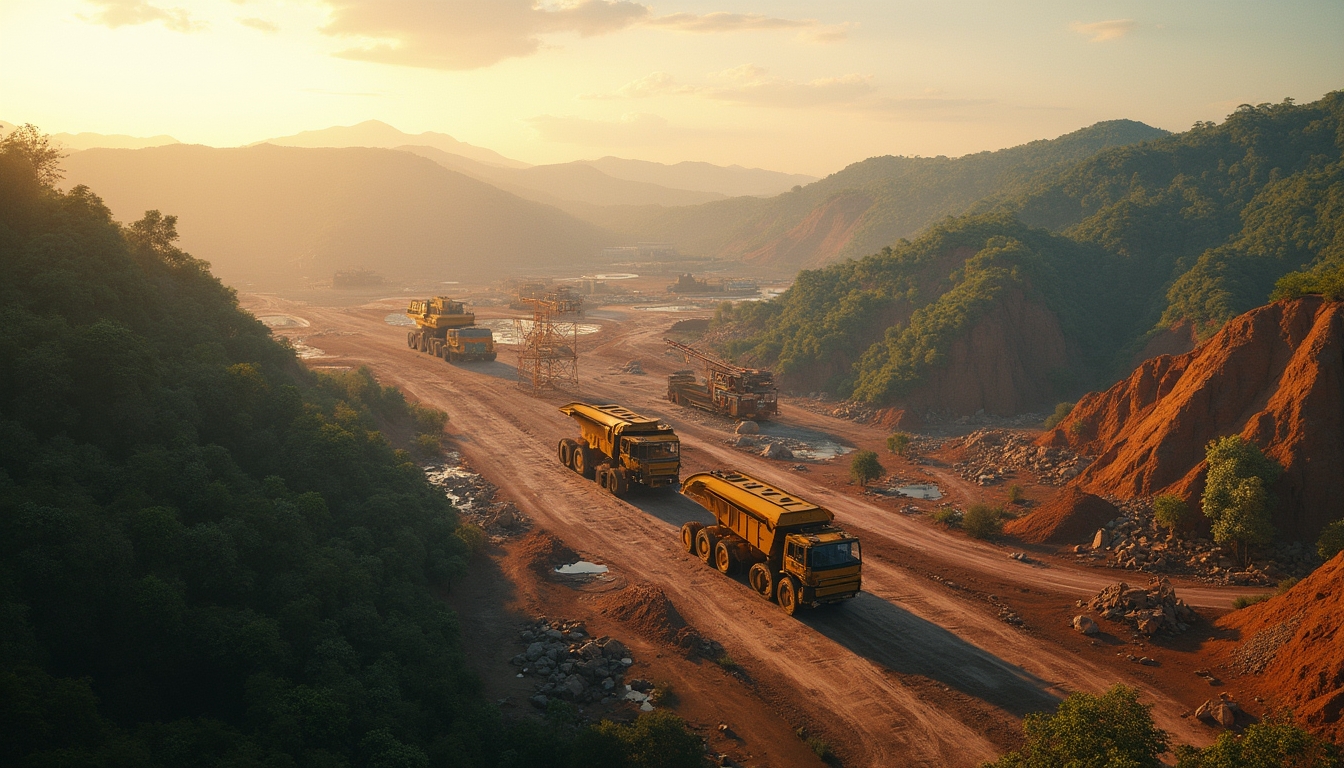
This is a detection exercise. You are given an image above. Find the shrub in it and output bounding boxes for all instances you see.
[591,711,705,768]
[1153,494,1194,534]
[850,450,884,486]
[1231,577,1299,610]
[1202,436,1281,564]
[887,432,912,455]
[1174,712,1339,767]
[931,508,962,527]
[1044,401,1075,429]
[1006,484,1024,504]
[983,685,1168,768]
[963,504,1004,540]
[1318,519,1344,562]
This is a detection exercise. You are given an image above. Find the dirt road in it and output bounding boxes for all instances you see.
[248,296,1235,765]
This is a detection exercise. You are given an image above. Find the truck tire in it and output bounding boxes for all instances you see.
[748,563,775,601]
[596,466,610,492]
[558,438,577,467]
[714,540,737,575]
[485,353,497,362]
[695,528,718,565]
[573,446,596,480]
[680,522,704,553]
[777,575,801,616]
[610,467,629,497]
[407,330,417,348]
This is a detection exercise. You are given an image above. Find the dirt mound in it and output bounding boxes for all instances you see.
[1040,297,1344,540]
[1004,487,1119,544]
[596,582,699,648]
[515,531,580,576]
[1216,553,1344,745]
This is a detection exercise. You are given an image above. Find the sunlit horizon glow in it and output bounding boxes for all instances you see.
[2,0,1341,176]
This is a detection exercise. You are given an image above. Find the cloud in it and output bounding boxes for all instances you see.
[580,71,698,100]
[1070,19,1136,42]
[239,16,279,33]
[646,12,848,42]
[526,112,674,146]
[702,65,874,107]
[319,0,650,70]
[82,0,203,32]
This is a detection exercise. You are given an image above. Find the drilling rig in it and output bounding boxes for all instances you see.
[664,339,778,420]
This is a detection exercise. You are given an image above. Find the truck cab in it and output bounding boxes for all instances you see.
[558,403,681,495]
[443,326,496,361]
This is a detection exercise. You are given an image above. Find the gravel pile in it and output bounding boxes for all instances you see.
[510,617,639,708]
[951,429,1090,486]
[1232,612,1305,675]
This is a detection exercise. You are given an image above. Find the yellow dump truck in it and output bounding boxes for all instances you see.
[680,469,861,615]
[405,297,496,362]
[557,403,681,497]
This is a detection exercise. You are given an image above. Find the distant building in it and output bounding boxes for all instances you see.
[332,269,385,288]
[603,242,679,261]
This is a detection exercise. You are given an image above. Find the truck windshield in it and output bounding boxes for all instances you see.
[639,442,679,459]
[809,540,860,569]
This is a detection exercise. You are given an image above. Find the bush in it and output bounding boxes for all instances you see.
[963,504,1004,540]
[931,508,963,527]
[591,710,706,768]
[1006,484,1025,504]
[1174,712,1339,767]
[1044,402,1075,429]
[850,450,884,486]
[983,685,1168,768]
[1202,436,1281,564]
[1231,579,1297,610]
[1153,494,1194,534]
[887,432,913,455]
[1318,519,1344,562]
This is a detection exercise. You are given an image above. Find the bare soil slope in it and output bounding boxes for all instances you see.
[1004,488,1119,545]
[1040,297,1344,540]
[1215,553,1344,745]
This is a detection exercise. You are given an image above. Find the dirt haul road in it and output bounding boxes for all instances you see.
[250,296,1230,766]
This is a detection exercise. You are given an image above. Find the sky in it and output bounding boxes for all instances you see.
[1,0,1341,176]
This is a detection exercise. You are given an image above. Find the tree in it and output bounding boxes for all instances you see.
[1202,436,1281,564]
[850,450,884,486]
[1318,519,1344,562]
[1174,713,1339,768]
[983,685,1169,768]
[0,122,65,187]
[887,432,912,455]
[1153,494,1194,535]
[963,504,1004,540]
[1044,402,1075,430]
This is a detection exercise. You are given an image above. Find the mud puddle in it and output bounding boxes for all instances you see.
[893,484,943,500]
[555,561,609,575]
[423,452,527,540]
[755,421,854,461]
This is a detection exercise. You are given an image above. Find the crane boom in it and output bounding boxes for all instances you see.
[662,338,778,420]
[663,338,747,375]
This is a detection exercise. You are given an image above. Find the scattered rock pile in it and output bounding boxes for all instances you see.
[511,617,637,708]
[727,434,804,461]
[951,429,1090,486]
[617,360,645,375]
[1078,499,1319,585]
[1194,696,1241,728]
[424,457,526,539]
[1077,577,1198,636]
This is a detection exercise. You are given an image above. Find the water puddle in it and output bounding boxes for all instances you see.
[384,313,416,327]
[790,441,853,461]
[587,273,638,280]
[424,462,484,512]
[479,318,601,346]
[894,484,943,500]
[637,305,703,312]
[258,314,310,328]
[554,561,609,575]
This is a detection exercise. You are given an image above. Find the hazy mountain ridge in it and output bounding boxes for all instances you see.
[257,119,531,169]
[587,119,1169,272]
[717,93,1344,414]
[62,143,617,288]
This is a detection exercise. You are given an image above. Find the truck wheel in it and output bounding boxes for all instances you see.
[777,575,800,616]
[611,468,629,497]
[486,353,497,362]
[695,528,718,565]
[680,522,704,553]
[558,438,576,467]
[596,466,610,491]
[714,540,737,575]
[573,446,596,480]
[407,331,417,348]
[748,563,775,601]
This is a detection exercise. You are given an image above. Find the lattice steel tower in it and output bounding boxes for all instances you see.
[516,293,583,394]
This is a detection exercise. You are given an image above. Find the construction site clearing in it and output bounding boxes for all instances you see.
[242,284,1330,768]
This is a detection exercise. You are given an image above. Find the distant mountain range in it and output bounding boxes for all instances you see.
[256,120,530,169]
[62,144,616,288]
[582,119,1170,273]
[1,120,180,150]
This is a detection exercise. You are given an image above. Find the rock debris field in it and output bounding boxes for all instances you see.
[510,617,658,711]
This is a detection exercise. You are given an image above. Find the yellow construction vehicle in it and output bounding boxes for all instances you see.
[680,469,861,615]
[557,403,680,496]
[405,297,496,362]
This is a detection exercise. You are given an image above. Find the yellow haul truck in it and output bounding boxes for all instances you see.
[406,297,497,362]
[680,469,861,615]
[557,403,681,497]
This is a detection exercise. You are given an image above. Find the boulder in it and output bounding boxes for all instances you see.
[1072,615,1100,635]
[760,442,794,460]
[1093,529,1110,549]
[734,420,759,435]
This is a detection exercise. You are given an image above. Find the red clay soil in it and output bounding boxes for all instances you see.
[1004,487,1119,545]
[901,288,1070,417]
[1040,297,1344,540]
[595,582,700,648]
[1212,553,1344,745]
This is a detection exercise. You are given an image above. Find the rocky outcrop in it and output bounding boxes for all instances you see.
[900,289,1070,416]
[1078,577,1198,636]
[1041,297,1344,540]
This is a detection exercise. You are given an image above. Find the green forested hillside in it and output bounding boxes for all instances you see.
[720,93,1344,408]
[585,119,1167,272]
[0,128,695,767]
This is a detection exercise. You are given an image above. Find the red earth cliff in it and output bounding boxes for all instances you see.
[1039,297,1344,540]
